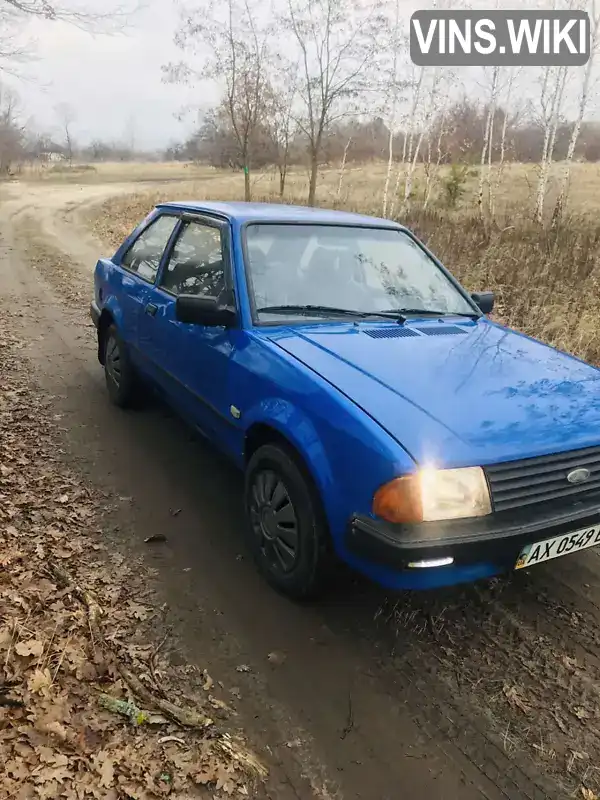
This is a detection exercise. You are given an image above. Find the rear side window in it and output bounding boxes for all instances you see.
[121,215,178,282]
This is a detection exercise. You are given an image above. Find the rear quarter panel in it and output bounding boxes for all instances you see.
[93,257,131,339]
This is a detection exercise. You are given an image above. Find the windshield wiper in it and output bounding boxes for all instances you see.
[256,304,404,320]
[379,308,479,319]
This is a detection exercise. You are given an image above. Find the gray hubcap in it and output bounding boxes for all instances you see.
[106,335,122,388]
[250,469,299,574]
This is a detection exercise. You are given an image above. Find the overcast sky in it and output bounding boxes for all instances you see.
[7,0,597,151]
[13,0,213,150]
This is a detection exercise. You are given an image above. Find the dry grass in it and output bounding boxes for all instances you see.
[87,161,600,366]
[14,161,218,185]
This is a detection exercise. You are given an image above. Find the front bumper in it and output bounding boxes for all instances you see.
[90,300,101,329]
[347,496,600,572]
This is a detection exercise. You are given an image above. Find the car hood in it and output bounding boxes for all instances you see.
[266,319,600,467]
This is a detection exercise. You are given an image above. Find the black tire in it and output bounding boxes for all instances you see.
[103,324,139,408]
[244,443,331,600]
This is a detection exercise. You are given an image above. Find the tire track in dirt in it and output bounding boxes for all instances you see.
[4,179,600,800]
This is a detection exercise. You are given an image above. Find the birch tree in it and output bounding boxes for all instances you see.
[336,134,352,203]
[165,0,270,201]
[422,80,455,210]
[388,64,424,218]
[477,66,500,221]
[476,66,520,221]
[488,71,520,219]
[553,0,600,223]
[534,63,569,222]
[381,0,403,217]
[282,0,383,206]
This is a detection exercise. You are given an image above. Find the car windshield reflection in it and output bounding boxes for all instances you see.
[244,224,476,322]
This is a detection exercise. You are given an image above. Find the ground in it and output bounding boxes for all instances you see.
[2,174,600,800]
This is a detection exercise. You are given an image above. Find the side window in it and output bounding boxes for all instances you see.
[160,221,225,299]
[121,215,179,282]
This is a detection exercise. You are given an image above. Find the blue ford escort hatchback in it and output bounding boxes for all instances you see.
[91,201,600,599]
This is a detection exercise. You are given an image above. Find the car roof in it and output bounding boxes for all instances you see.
[156,200,404,229]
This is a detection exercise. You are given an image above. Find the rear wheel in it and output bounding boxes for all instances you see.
[244,443,331,600]
[104,324,139,408]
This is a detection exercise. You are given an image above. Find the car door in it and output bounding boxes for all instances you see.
[114,214,179,358]
[138,215,236,443]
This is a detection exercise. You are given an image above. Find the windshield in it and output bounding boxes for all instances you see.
[244,224,475,322]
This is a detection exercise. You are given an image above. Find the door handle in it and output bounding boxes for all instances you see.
[145,303,158,317]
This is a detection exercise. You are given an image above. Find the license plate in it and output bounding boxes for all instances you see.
[515,524,600,570]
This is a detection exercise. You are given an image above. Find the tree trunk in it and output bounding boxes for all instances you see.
[552,117,580,225]
[553,9,599,225]
[279,167,286,197]
[403,129,425,211]
[423,121,444,210]
[308,149,318,206]
[336,137,352,205]
[478,68,498,223]
[536,66,567,224]
[244,165,251,201]
[382,126,395,217]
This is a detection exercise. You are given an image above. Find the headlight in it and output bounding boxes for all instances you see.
[373,467,492,524]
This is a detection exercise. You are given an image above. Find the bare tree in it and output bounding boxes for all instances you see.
[1,0,135,29]
[336,134,352,202]
[265,64,298,197]
[0,0,138,77]
[389,62,426,218]
[283,0,383,206]
[0,81,24,173]
[166,0,270,201]
[381,0,403,217]
[553,0,600,223]
[533,63,569,223]
[477,66,500,221]
[421,71,458,210]
[422,106,450,210]
[55,102,75,165]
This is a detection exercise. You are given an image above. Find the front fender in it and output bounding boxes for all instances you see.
[234,333,416,552]
[243,398,336,503]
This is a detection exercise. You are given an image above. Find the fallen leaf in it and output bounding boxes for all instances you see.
[94,751,115,788]
[503,685,531,716]
[15,639,44,658]
[28,668,52,694]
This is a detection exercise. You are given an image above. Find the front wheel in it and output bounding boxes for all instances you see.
[104,324,139,408]
[244,443,331,600]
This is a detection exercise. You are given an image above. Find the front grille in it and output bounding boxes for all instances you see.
[486,446,600,513]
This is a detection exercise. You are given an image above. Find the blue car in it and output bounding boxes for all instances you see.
[91,201,600,599]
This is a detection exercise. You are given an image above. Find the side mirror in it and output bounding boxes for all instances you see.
[175,295,237,327]
[471,291,494,315]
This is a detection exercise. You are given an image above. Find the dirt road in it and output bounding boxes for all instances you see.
[2,180,600,800]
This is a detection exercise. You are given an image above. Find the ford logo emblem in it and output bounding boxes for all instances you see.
[567,468,591,485]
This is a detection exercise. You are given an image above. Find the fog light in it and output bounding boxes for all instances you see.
[407,557,454,569]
